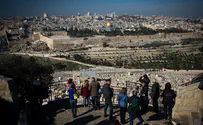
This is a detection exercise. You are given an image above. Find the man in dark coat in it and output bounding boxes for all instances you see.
[102,79,113,120]
[151,82,160,113]
[139,74,150,114]
[88,77,100,110]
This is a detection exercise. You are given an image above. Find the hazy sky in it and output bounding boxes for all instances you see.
[0,0,203,18]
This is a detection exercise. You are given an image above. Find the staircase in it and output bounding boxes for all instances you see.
[173,83,203,125]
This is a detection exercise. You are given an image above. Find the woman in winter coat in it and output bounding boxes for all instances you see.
[81,80,90,107]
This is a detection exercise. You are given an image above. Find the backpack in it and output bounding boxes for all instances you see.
[198,81,203,90]
[163,90,175,106]
[98,88,102,94]
[128,97,139,113]
[74,89,80,99]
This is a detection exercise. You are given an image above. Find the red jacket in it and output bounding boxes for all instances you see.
[82,83,90,97]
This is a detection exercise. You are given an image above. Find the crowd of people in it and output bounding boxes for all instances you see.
[16,74,203,125]
[66,74,177,125]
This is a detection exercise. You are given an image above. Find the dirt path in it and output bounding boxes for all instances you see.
[12,53,96,68]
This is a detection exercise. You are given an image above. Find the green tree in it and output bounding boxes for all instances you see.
[103,42,109,47]
[0,54,54,96]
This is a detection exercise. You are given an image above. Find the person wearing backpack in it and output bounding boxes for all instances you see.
[128,90,144,125]
[162,83,176,120]
[117,87,128,124]
[68,85,77,118]
[151,82,160,113]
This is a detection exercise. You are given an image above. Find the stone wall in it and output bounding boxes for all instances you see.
[33,32,54,49]
[173,83,203,125]
[39,34,54,49]
[82,32,202,42]
[0,76,19,125]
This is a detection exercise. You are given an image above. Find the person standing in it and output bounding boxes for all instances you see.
[98,85,102,108]
[102,79,114,120]
[32,76,42,106]
[151,82,160,113]
[117,87,128,124]
[162,83,176,120]
[139,74,150,114]
[89,77,101,110]
[68,85,77,118]
[67,79,76,90]
[128,90,144,125]
[198,80,203,90]
[81,80,90,107]
[18,96,32,125]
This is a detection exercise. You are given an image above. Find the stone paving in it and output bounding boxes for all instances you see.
[40,99,167,125]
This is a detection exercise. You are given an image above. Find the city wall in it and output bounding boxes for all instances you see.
[49,31,67,36]
[40,35,54,49]
[33,32,54,49]
[73,32,203,42]
[33,32,203,49]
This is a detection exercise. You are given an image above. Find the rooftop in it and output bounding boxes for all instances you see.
[49,35,71,40]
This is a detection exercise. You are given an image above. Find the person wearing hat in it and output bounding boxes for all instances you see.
[139,74,150,114]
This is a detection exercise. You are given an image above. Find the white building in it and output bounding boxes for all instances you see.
[43,13,48,18]
[87,12,91,17]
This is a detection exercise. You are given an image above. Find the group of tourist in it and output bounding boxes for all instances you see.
[17,74,203,125]
[66,74,177,125]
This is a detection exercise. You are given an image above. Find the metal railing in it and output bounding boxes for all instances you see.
[47,80,155,105]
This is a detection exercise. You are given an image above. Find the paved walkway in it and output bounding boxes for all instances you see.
[39,98,166,125]
[11,52,96,68]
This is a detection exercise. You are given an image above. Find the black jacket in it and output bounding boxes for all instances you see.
[102,84,113,103]
[151,83,160,99]
[139,76,150,97]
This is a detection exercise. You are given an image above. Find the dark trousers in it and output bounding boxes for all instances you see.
[141,104,148,114]
[92,96,100,110]
[152,98,159,113]
[164,105,172,120]
[140,96,149,114]
[120,107,127,123]
[70,100,77,117]
[104,100,113,119]
[129,112,144,125]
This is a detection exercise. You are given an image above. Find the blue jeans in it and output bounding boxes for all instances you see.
[104,100,113,118]
[83,97,90,106]
[92,96,100,110]
[70,100,77,117]
[129,112,144,125]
